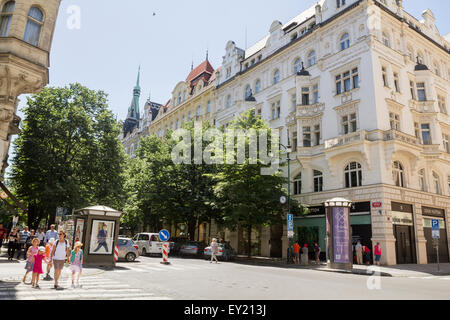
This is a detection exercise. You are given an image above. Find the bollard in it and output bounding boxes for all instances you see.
[114,245,119,262]
[160,242,170,265]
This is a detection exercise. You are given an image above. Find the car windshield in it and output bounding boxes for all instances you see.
[118,239,128,246]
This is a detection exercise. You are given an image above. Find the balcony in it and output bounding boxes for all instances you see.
[296,144,324,157]
[409,99,436,113]
[324,130,366,149]
[296,103,325,117]
[383,129,419,146]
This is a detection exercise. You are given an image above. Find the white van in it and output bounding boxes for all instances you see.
[132,233,171,256]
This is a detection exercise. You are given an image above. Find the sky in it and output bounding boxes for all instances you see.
[16,0,450,123]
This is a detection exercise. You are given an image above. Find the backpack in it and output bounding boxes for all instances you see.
[53,239,69,257]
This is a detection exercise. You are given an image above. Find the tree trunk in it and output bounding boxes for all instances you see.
[47,205,57,229]
[247,225,252,258]
[187,218,197,241]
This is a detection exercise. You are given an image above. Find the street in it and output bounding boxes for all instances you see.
[1,255,450,300]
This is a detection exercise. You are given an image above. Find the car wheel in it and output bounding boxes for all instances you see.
[126,252,136,262]
[141,248,147,256]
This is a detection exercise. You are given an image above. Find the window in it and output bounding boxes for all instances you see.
[410,81,416,100]
[434,63,440,77]
[421,123,432,145]
[443,134,450,153]
[24,6,44,46]
[301,87,309,105]
[177,93,182,105]
[336,75,342,95]
[394,73,400,92]
[313,85,319,104]
[255,79,261,93]
[207,101,211,113]
[438,95,447,114]
[292,131,298,150]
[433,172,441,195]
[226,95,232,108]
[226,67,231,78]
[414,122,420,139]
[407,46,414,61]
[392,161,405,187]
[308,51,316,67]
[273,69,280,84]
[336,68,358,94]
[340,33,350,51]
[345,162,362,188]
[389,113,400,131]
[187,111,192,121]
[271,101,281,120]
[0,1,15,37]
[293,59,302,74]
[293,173,302,195]
[342,113,357,134]
[196,106,201,120]
[176,119,179,129]
[314,124,321,146]
[303,127,311,147]
[337,0,346,8]
[291,33,298,41]
[352,68,359,89]
[382,32,390,48]
[291,94,297,112]
[245,85,252,99]
[343,71,351,92]
[419,169,426,192]
[382,67,388,87]
[314,170,323,192]
[417,83,426,101]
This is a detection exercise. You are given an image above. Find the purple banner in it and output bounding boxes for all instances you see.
[333,207,350,263]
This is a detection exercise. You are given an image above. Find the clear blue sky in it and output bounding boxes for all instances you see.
[18,0,450,121]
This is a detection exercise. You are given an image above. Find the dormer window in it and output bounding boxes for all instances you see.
[0,1,15,37]
[340,33,350,51]
[23,6,44,46]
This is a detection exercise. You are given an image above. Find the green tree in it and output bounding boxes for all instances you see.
[9,83,126,229]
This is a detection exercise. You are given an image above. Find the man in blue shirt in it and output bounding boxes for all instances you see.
[44,225,58,244]
[18,226,31,260]
[93,223,109,253]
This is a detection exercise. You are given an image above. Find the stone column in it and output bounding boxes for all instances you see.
[414,204,428,264]
[371,195,397,265]
[260,226,271,257]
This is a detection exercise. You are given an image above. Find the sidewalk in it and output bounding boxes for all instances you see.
[234,255,450,277]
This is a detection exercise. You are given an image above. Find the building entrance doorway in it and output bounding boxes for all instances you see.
[394,225,416,264]
[270,225,283,258]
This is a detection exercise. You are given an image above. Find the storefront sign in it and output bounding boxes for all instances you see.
[391,202,413,213]
[372,202,382,208]
[333,207,350,263]
[392,211,414,226]
[422,207,445,218]
[351,202,371,213]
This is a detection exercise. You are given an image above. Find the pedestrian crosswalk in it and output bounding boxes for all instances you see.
[407,276,450,280]
[114,260,219,274]
[0,272,172,300]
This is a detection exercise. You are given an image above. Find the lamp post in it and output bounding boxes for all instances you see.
[280,144,292,263]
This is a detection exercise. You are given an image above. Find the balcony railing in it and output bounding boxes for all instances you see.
[409,99,436,113]
[296,103,325,117]
[324,130,366,149]
[383,129,419,145]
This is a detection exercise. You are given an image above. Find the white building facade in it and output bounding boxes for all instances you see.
[213,0,450,265]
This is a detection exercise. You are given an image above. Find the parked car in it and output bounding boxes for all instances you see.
[179,241,205,257]
[132,233,172,256]
[204,242,236,261]
[118,237,139,262]
[170,237,189,255]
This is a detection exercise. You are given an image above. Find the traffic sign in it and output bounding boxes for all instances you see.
[432,219,440,239]
[159,229,170,242]
[287,231,294,238]
[287,214,293,222]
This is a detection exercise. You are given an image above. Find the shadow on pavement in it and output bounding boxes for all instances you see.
[0,280,20,300]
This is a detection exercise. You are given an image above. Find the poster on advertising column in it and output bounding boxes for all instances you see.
[333,207,350,263]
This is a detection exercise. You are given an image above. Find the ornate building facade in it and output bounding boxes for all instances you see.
[0,0,61,177]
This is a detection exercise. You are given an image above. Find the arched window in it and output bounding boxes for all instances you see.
[313,170,323,192]
[273,69,280,84]
[226,95,232,108]
[255,79,261,93]
[245,85,252,99]
[419,169,426,192]
[345,162,362,188]
[293,58,302,74]
[307,51,316,67]
[382,32,390,48]
[206,101,211,113]
[340,33,350,51]
[177,93,182,105]
[0,1,14,37]
[392,161,405,187]
[23,6,43,46]
[433,172,441,195]
[293,173,302,195]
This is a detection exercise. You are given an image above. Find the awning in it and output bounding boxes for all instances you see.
[0,180,27,212]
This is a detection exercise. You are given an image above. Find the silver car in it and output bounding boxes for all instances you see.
[118,237,140,262]
[204,242,236,261]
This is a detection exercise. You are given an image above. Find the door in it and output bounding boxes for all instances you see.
[138,234,149,254]
[395,225,415,264]
[270,225,283,258]
[150,234,162,254]
[423,219,449,263]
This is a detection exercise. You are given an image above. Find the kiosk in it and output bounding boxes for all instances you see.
[72,206,125,267]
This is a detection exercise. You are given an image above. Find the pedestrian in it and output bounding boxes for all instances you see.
[293,242,300,264]
[301,244,309,266]
[210,238,219,264]
[25,229,36,256]
[44,224,58,245]
[355,241,363,265]
[314,242,321,265]
[31,246,47,289]
[36,228,45,246]
[0,223,7,254]
[43,238,55,280]
[363,244,371,265]
[51,230,70,289]
[93,223,109,253]
[69,242,84,289]
[23,238,40,284]
[374,242,382,266]
[18,226,30,260]
[7,227,20,260]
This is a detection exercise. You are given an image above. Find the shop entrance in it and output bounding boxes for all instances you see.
[394,225,416,264]
[422,207,449,263]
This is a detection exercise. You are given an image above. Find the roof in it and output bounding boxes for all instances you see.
[186,60,215,85]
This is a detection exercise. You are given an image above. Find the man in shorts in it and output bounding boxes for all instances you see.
[51,230,70,289]
[293,242,300,265]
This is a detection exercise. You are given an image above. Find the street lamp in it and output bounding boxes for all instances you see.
[280,143,293,263]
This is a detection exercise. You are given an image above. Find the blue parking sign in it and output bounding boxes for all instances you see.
[432,219,440,239]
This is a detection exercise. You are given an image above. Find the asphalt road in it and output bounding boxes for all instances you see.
[110,256,450,300]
